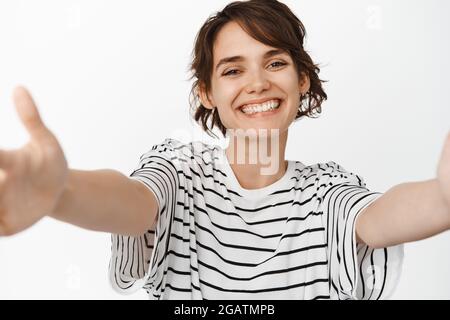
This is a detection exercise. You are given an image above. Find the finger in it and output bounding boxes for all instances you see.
[439,131,450,159]
[0,168,6,182]
[13,86,51,141]
[446,131,450,149]
[0,168,6,196]
[442,132,450,161]
[0,149,13,170]
[437,131,450,175]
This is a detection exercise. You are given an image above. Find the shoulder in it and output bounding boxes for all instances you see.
[301,160,367,188]
[139,138,221,166]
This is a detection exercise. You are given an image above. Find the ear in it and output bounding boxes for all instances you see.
[298,71,311,95]
[197,82,216,110]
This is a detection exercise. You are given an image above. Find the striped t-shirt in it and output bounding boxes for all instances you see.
[109,138,404,300]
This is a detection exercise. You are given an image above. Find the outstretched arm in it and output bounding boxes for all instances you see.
[356,133,450,249]
[50,169,159,236]
[0,87,158,237]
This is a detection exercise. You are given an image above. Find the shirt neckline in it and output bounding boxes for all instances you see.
[216,146,295,198]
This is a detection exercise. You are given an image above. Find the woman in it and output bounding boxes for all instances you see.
[0,0,449,300]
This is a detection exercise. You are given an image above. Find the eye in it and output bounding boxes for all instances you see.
[223,69,240,77]
[222,61,287,77]
[269,61,287,68]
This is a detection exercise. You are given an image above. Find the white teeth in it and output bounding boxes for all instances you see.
[241,99,280,114]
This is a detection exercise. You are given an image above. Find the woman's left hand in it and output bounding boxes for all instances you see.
[436,132,450,219]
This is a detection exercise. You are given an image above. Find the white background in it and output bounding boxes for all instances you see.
[0,0,449,299]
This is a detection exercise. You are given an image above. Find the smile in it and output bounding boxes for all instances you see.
[239,99,282,117]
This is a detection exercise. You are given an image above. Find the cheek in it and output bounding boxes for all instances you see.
[281,83,302,117]
[279,70,300,90]
[216,82,241,106]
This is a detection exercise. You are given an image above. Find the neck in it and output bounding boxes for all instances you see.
[225,128,288,190]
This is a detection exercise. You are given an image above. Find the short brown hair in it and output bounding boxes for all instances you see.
[188,0,328,139]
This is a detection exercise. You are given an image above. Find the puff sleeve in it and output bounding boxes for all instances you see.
[109,138,180,297]
[318,161,404,300]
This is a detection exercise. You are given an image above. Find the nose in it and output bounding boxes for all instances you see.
[245,70,271,94]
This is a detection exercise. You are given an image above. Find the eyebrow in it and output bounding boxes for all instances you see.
[215,49,287,72]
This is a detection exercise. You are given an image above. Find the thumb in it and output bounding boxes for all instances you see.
[438,131,450,172]
[13,86,50,141]
[0,149,13,170]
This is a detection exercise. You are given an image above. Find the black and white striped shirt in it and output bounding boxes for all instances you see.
[109,138,403,299]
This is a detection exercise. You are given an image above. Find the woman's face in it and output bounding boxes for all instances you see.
[200,21,310,135]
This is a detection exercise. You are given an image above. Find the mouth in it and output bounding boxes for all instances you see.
[238,98,283,117]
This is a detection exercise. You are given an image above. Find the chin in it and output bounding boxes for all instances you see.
[226,125,288,138]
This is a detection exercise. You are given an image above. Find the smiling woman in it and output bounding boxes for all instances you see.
[107,0,407,299]
[0,0,449,300]
[189,0,327,139]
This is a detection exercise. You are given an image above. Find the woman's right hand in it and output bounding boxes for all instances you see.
[0,86,68,236]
